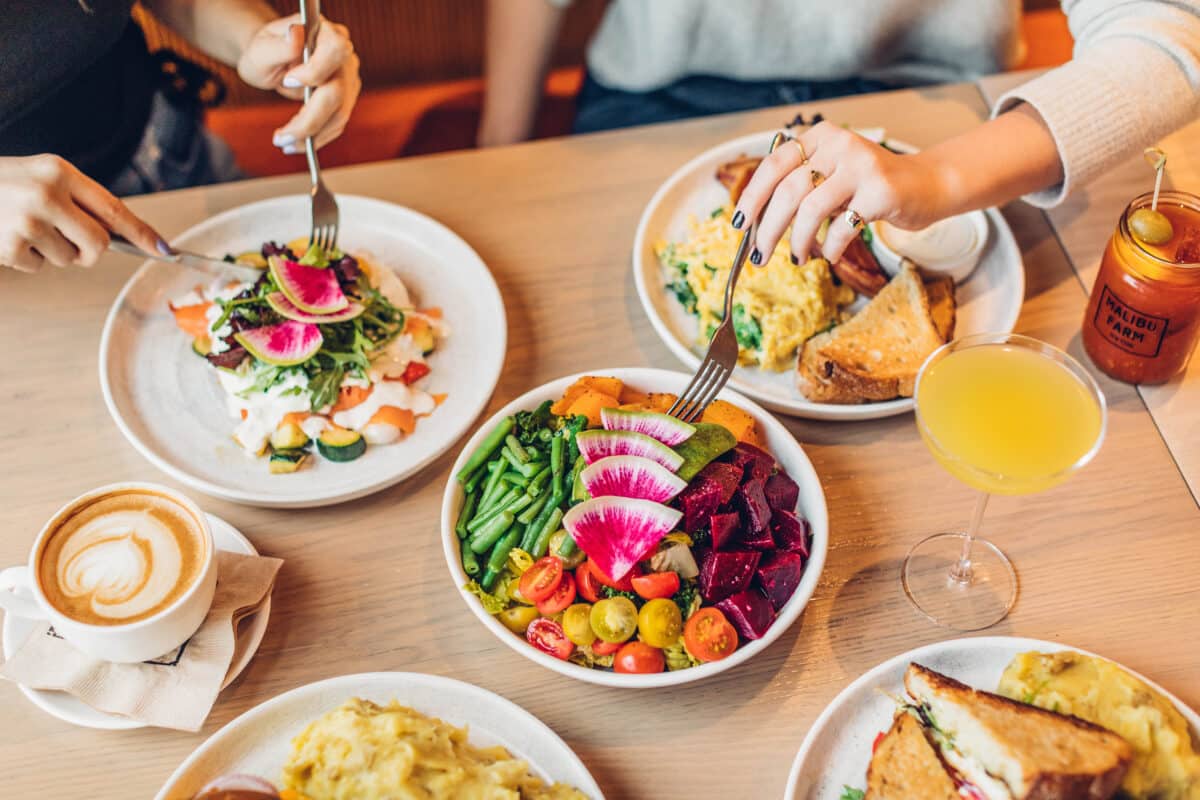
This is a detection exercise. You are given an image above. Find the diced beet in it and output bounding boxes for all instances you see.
[763,471,800,512]
[731,442,776,482]
[206,344,247,369]
[678,479,722,534]
[735,478,771,534]
[710,512,741,551]
[716,589,775,640]
[771,509,811,557]
[698,550,761,603]
[755,551,805,611]
[697,462,743,505]
[739,523,776,550]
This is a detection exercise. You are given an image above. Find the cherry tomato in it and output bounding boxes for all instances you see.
[400,361,431,384]
[631,570,680,600]
[872,731,886,754]
[575,561,603,603]
[519,556,563,604]
[498,605,539,634]
[592,561,642,592]
[536,572,576,616]
[683,607,739,662]
[614,641,665,674]
[591,639,622,656]
[526,618,573,660]
[561,603,595,646]
[590,596,638,643]
[637,598,683,648]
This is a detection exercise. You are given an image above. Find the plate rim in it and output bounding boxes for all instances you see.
[98,194,506,508]
[438,365,829,689]
[631,129,1025,420]
[782,635,1200,799]
[154,670,606,800]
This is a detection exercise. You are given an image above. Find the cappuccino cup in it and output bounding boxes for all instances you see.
[0,483,217,663]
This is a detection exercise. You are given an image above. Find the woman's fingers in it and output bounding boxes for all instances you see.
[275,78,346,148]
[238,17,305,89]
[68,167,164,255]
[732,138,808,229]
[21,216,77,267]
[51,198,110,266]
[789,172,855,262]
[282,22,353,88]
[753,160,827,262]
[5,243,44,273]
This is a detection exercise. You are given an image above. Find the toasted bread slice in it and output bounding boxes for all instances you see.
[922,273,956,342]
[905,663,1132,800]
[796,265,946,403]
[865,711,959,800]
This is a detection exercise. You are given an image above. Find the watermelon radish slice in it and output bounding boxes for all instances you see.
[580,456,687,504]
[269,255,349,314]
[601,407,695,446]
[234,320,322,367]
[266,291,364,323]
[576,429,684,472]
[563,497,682,581]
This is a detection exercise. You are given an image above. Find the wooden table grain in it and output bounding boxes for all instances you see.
[1,81,1198,800]
[980,69,1200,503]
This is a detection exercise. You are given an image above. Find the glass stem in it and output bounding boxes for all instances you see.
[950,492,990,584]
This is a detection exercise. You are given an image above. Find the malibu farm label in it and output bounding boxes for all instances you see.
[1092,285,1167,357]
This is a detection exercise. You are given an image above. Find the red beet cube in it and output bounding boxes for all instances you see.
[697,461,743,505]
[735,478,772,534]
[763,471,800,512]
[678,479,722,534]
[731,442,776,482]
[771,509,811,556]
[698,549,761,603]
[716,589,775,640]
[755,551,805,611]
[739,523,776,550]
[710,512,741,551]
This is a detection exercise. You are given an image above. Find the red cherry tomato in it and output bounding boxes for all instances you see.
[683,607,739,662]
[400,362,431,384]
[526,618,573,660]
[574,561,603,603]
[591,639,622,656]
[592,561,642,592]
[519,556,564,604]
[631,571,680,600]
[535,572,576,616]
[614,641,665,674]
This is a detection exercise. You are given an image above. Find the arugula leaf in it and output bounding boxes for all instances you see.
[731,304,763,350]
[710,206,725,219]
[839,787,865,800]
[668,278,698,314]
[307,365,344,413]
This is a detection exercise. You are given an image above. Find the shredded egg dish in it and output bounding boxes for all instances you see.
[280,698,589,800]
[656,208,853,372]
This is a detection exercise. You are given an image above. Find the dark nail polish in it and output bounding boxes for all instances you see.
[790,252,799,265]
[156,238,175,256]
[750,248,763,265]
[731,210,745,229]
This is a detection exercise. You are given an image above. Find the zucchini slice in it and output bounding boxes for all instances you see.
[269,448,309,474]
[192,336,212,357]
[270,422,310,451]
[317,428,367,462]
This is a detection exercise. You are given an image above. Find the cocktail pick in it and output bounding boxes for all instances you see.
[1144,147,1167,211]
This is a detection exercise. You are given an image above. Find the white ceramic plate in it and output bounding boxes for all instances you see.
[784,636,1200,799]
[155,671,605,800]
[100,194,506,507]
[1,513,270,730]
[633,131,1026,420]
[440,367,828,688]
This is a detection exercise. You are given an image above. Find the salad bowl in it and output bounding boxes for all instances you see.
[439,367,828,688]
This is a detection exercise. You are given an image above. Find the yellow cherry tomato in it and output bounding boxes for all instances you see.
[562,603,596,645]
[498,605,539,634]
[590,597,638,643]
[637,598,683,648]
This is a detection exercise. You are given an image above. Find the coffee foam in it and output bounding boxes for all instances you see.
[38,491,206,626]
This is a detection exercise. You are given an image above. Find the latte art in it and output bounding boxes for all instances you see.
[38,491,206,626]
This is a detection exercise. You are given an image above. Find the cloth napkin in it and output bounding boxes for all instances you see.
[0,550,282,731]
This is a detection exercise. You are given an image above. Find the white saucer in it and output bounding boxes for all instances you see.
[1,513,271,730]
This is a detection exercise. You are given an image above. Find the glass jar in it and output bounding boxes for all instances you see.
[1082,191,1200,384]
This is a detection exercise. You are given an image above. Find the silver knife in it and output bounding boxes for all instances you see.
[108,235,264,282]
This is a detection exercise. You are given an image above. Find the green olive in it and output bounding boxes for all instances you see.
[1130,208,1174,245]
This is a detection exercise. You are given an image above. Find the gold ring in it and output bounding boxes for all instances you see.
[792,138,808,163]
[844,209,865,232]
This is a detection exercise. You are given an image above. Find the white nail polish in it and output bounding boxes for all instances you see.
[282,144,301,155]
[282,76,302,89]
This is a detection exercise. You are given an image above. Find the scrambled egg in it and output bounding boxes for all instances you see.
[999,651,1200,799]
[657,209,853,372]
[281,698,589,800]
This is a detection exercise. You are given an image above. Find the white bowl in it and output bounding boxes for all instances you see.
[439,367,829,688]
[868,209,989,284]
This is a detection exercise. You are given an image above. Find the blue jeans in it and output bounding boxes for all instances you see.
[107,92,244,197]
[573,73,891,134]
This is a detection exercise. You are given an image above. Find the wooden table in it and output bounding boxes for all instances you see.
[2,80,1198,799]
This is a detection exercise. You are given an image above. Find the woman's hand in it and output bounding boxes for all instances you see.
[0,155,165,273]
[237,15,361,153]
[733,122,955,264]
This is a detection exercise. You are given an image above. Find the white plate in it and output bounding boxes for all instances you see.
[1,513,270,730]
[440,367,828,688]
[784,636,1200,799]
[155,671,605,799]
[633,131,1026,420]
[100,194,506,507]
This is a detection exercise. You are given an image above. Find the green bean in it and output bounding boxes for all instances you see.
[477,486,519,522]
[479,457,508,508]
[550,435,565,479]
[469,510,515,554]
[517,490,552,525]
[455,491,479,539]
[531,508,564,558]
[501,448,542,478]
[457,416,514,483]
[464,466,487,495]
[538,428,553,442]
[558,530,579,557]
[501,470,529,488]
[526,445,541,460]
[526,465,552,497]
[461,539,480,577]
[504,434,530,463]
[487,526,522,575]
[470,491,532,533]
[521,490,563,552]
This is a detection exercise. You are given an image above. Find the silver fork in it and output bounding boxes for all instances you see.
[299,0,339,253]
[669,131,787,423]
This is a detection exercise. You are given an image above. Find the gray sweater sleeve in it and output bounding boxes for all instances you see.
[994,0,1200,207]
